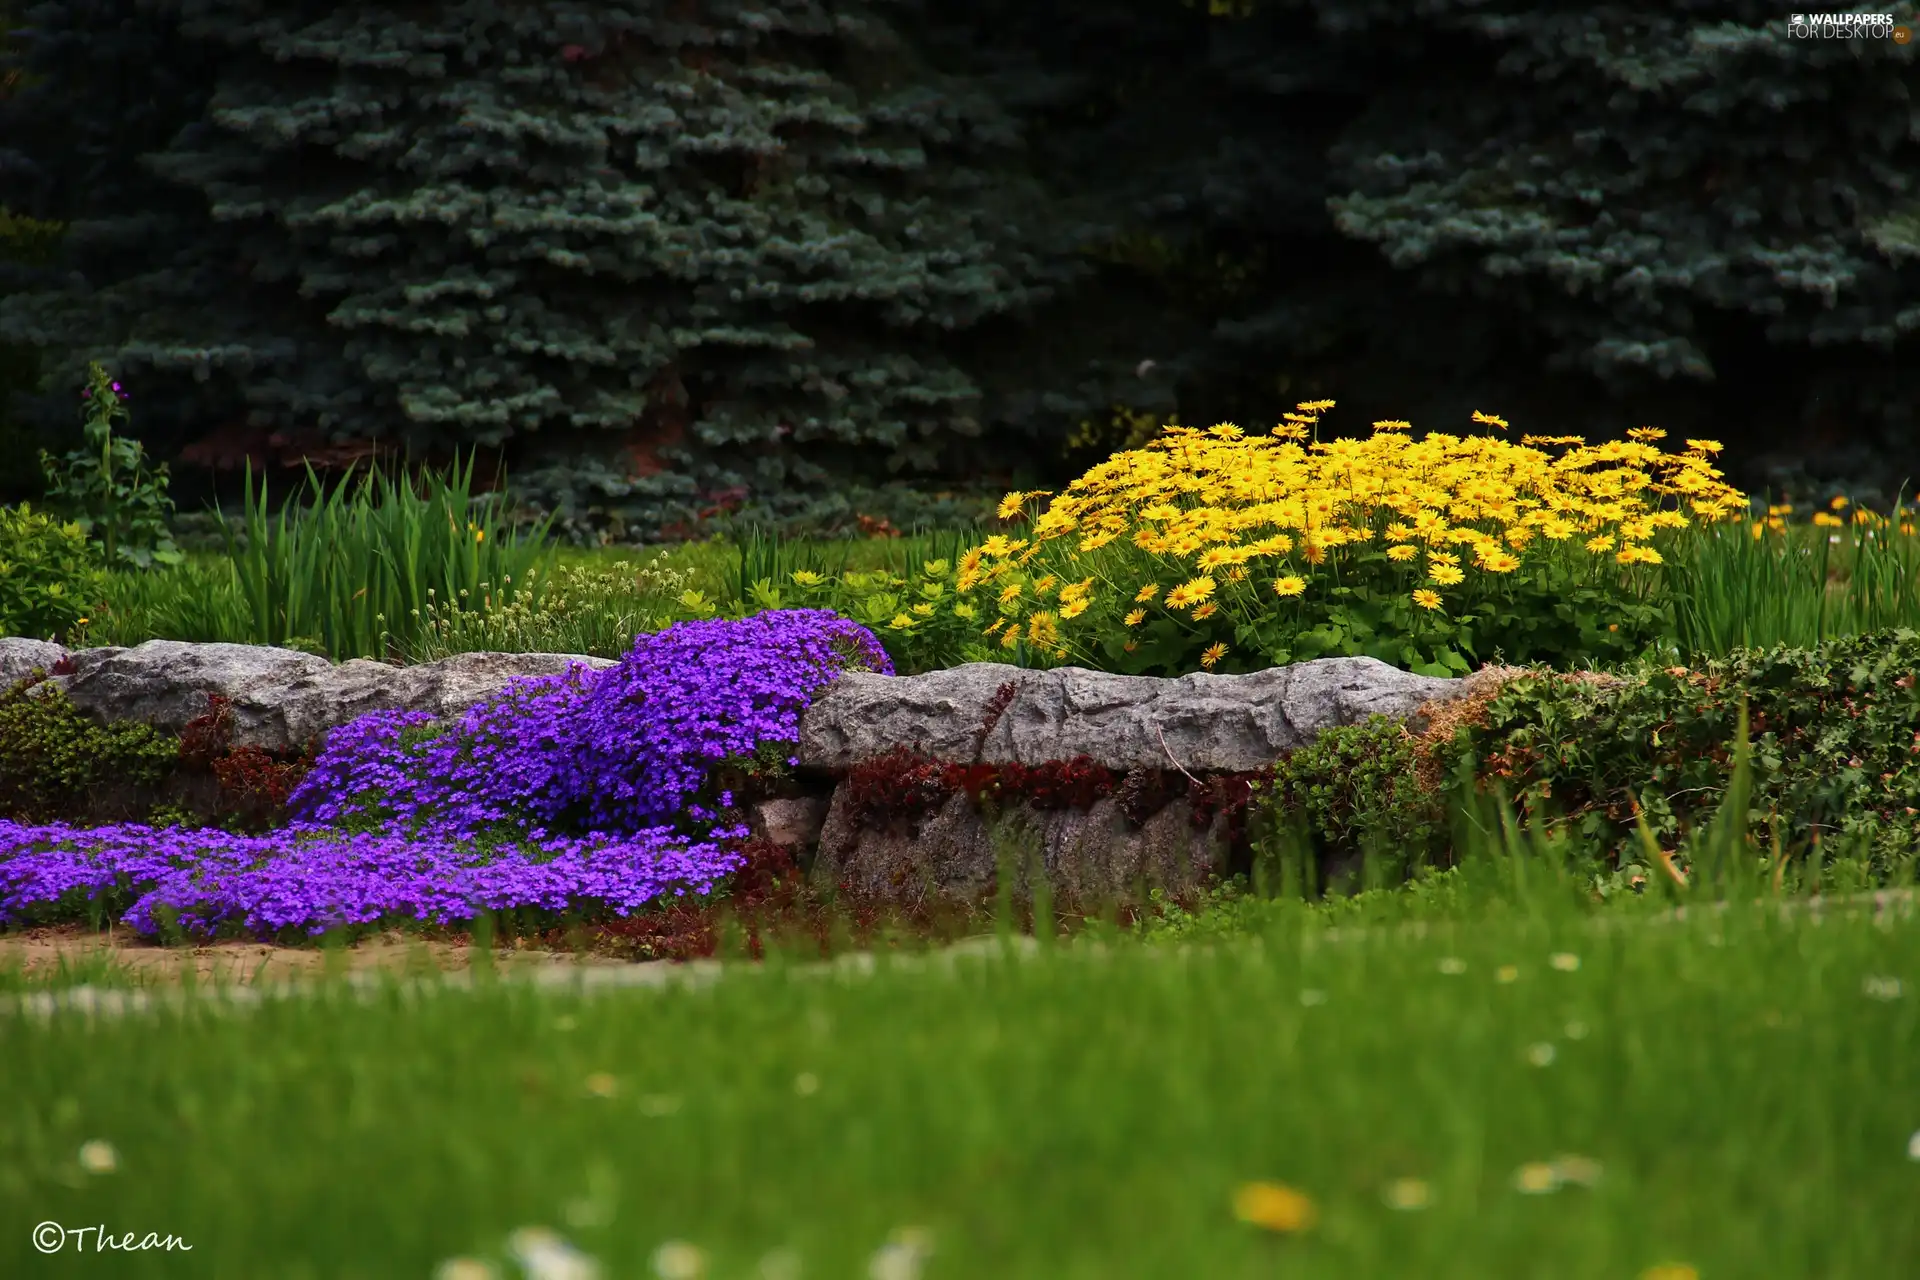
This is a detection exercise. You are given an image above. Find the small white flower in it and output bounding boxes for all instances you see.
[1526,1042,1557,1067]
[508,1227,600,1280]
[794,1072,820,1097]
[639,1094,683,1117]
[1496,965,1519,984]
[1908,1128,1920,1162]
[868,1229,934,1280]
[1549,952,1581,972]
[1513,1162,1560,1194]
[78,1140,118,1175]
[1438,957,1467,975]
[1299,989,1328,1007]
[434,1260,499,1280]
[1863,976,1904,1001]
[651,1240,708,1280]
[1382,1177,1432,1210]
[1564,1020,1590,1040]
[1550,1155,1602,1187]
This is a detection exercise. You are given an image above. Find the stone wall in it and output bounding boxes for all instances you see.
[2,637,1482,904]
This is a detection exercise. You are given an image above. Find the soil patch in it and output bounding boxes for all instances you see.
[0,924,636,985]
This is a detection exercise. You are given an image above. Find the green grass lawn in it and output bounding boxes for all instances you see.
[4,884,1917,1279]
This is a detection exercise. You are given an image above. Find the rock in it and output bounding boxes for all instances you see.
[799,657,1471,774]
[13,638,617,755]
[751,797,827,849]
[0,638,70,690]
[811,788,1228,906]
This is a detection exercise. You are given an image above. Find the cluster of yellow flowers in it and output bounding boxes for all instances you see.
[957,402,1746,667]
[1752,495,1918,537]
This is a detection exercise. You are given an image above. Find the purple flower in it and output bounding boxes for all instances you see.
[2,611,886,938]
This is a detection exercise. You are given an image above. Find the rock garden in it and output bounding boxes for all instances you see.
[5,392,1920,1278]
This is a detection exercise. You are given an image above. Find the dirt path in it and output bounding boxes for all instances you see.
[0,925,632,985]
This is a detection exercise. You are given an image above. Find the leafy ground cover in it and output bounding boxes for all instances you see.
[2,865,1916,1280]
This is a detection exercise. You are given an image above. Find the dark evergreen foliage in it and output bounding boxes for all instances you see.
[0,2,1915,534]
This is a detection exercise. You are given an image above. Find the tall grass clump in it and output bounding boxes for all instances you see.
[221,454,556,660]
[1667,495,1920,657]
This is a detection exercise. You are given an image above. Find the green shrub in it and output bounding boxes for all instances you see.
[81,557,252,648]
[0,676,179,820]
[0,503,106,642]
[1450,627,1920,875]
[728,528,1005,674]
[1249,716,1449,889]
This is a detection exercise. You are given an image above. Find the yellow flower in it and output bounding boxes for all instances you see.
[473,528,485,543]
[1626,426,1668,442]
[1373,419,1413,432]
[1476,548,1521,573]
[1196,545,1237,571]
[1000,625,1022,650]
[1639,1267,1700,1280]
[996,491,1027,520]
[790,569,825,587]
[912,602,935,617]
[1584,534,1615,553]
[1232,1181,1318,1233]
[998,582,1023,606]
[1200,642,1229,668]
[1617,544,1663,566]
[1273,575,1307,598]
[1027,612,1060,646]
[888,613,915,630]
[1830,494,1850,510]
[1428,564,1465,586]
[1471,410,1509,430]
[1297,398,1336,413]
[1134,583,1160,603]
[1412,588,1442,610]
[1386,544,1418,562]
[1123,608,1146,626]
[1058,598,1090,620]
[1191,601,1219,621]
[1812,511,1842,527]
[1684,439,1722,454]
[1165,576,1217,609]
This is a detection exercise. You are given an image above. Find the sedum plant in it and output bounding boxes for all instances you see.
[960,402,1747,677]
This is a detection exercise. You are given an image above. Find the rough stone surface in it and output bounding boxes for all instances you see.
[811,788,1228,906]
[0,638,71,691]
[0,637,616,754]
[751,797,828,849]
[800,657,1470,773]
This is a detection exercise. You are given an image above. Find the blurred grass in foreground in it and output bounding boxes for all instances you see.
[2,849,1916,1279]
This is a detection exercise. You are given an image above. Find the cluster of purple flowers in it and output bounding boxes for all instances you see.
[0,820,745,938]
[0,611,889,938]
